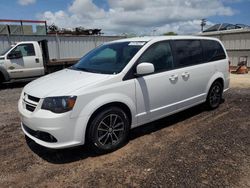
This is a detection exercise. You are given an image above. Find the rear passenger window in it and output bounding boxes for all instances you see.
[173,40,203,68]
[138,41,173,72]
[202,40,226,62]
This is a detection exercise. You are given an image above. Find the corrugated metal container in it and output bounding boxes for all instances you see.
[0,35,124,59]
[200,29,250,67]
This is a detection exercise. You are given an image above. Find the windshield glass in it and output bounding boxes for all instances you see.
[72,41,146,74]
[0,46,12,56]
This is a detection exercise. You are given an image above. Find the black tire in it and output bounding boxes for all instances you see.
[206,81,223,109]
[25,135,33,143]
[87,107,130,153]
[0,73,4,84]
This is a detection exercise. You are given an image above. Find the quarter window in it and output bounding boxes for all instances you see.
[12,43,35,57]
[173,40,203,68]
[138,41,174,72]
[202,40,226,62]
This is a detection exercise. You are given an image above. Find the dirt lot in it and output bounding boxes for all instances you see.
[0,73,250,187]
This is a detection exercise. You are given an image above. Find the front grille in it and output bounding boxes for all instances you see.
[26,104,36,112]
[23,93,40,112]
[28,95,40,103]
[23,124,57,143]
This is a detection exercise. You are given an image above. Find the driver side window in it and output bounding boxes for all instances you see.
[138,41,174,73]
[12,44,35,57]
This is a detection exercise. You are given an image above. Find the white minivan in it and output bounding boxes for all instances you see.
[18,36,230,152]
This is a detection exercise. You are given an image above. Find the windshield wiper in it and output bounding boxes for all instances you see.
[69,66,91,72]
[76,67,90,72]
[71,66,104,74]
[69,66,113,74]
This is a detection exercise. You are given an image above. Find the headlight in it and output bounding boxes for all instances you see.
[41,96,77,113]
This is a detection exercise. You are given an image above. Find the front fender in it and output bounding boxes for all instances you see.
[79,93,136,123]
[72,92,137,144]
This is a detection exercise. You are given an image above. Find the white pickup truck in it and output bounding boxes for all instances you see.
[0,40,78,84]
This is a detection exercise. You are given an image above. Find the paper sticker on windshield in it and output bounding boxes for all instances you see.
[128,42,146,46]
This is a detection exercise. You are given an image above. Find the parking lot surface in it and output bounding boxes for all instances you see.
[0,74,250,187]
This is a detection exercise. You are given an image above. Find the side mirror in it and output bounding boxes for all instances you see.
[136,62,155,76]
[7,51,22,59]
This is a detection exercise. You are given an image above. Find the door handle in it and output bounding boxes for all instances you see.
[35,58,39,63]
[181,72,190,78]
[169,74,178,81]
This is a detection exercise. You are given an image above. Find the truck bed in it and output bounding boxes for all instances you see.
[45,58,80,73]
[47,58,79,66]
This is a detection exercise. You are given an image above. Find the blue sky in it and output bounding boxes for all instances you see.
[0,0,250,34]
[0,0,69,19]
[210,1,250,25]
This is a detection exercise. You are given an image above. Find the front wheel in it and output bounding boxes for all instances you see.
[206,81,223,109]
[87,107,130,153]
[0,74,4,85]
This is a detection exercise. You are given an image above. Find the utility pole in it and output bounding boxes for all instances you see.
[152,29,157,36]
[201,19,206,32]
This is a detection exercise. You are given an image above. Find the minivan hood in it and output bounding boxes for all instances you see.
[24,69,111,98]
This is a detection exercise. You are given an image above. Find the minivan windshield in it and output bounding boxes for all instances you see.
[72,41,146,74]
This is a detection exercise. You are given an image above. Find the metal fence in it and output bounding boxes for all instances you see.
[200,29,250,67]
[0,35,124,59]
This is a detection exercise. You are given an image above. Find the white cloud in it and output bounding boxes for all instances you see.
[69,0,105,18]
[18,0,36,6]
[39,0,235,35]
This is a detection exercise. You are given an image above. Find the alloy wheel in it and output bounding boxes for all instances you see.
[209,84,222,107]
[97,114,125,146]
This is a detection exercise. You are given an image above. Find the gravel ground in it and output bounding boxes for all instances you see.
[0,73,250,187]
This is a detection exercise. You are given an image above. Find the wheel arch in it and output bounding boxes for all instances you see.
[0,67,10,82]
[84,101,132,143]
[205,72,225,97]
[87,102,132,127]
[213,77,224,89]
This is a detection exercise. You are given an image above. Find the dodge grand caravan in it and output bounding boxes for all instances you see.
[18,36,230,152]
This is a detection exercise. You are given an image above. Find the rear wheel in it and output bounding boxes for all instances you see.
[87,107,130,153]
[206,81,223,109]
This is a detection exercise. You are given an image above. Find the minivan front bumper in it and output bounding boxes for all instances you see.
[18,98,89,149]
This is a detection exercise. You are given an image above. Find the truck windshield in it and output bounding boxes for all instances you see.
[72,41,146,74]
[0,46,12,56]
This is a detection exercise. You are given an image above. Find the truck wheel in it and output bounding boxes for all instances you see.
[0,73,4,84]
[87,107,130,153]
[206,81,223,109]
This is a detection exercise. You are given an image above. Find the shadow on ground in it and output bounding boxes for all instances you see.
[0,80,31,90]
[26,102,212,164]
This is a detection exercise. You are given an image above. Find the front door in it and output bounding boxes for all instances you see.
[5,43,43,78]
[135,41,181,124]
